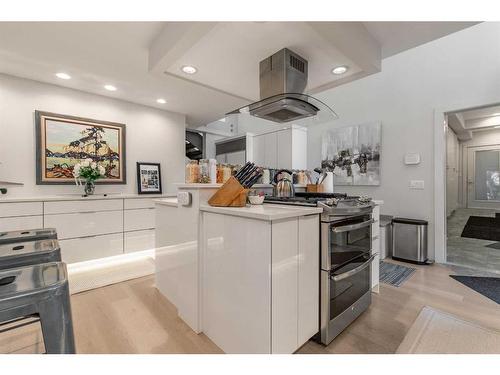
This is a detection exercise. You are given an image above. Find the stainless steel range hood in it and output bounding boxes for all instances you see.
[226,48,337,125]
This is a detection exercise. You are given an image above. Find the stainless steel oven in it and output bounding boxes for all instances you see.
[319,214,375,345]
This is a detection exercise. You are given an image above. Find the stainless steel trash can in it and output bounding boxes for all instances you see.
[379,215,393,259]
[392,218,428,264]
[0,239,62,270]
[0,228,58,245]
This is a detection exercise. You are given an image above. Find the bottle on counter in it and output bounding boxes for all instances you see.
[216,164,224,183]
[261,168,270,185]
[186,160,200,183]
[208,159,217,184]
[198,159,211,183]
[222,164,232,183]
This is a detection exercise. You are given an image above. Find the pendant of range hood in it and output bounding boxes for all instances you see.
[226,48,338,125]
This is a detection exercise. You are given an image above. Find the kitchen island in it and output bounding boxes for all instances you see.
[154,184,322,353]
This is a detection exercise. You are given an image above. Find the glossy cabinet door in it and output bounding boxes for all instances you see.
[124,229,155,253]
[0,202,43,218]
[44,210,123,239]
[0,215,43,232]
[202,212,272,353]
[59,233,123,263]
[44,199,122,214]
[124,208,155,231]
[297,214,320,346]
[271,219,299,354]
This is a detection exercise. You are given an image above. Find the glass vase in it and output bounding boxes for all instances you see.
[84,180,95,195]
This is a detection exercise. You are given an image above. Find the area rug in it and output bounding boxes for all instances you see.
[396,306,500,353]
[450,275,500,304]
[461,215,500,241]
[379,261,416,287]
[485,242,500,250]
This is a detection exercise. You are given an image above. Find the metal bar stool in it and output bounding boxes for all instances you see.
[0,240,62,270]
[0,262,76,354]
[0,228,58,245]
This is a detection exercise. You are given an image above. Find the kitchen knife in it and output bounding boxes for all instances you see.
[235,162,253,179]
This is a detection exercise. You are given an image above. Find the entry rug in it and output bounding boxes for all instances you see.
[450,275,500,304]
[461,216,500,241]
[379,261,416,287]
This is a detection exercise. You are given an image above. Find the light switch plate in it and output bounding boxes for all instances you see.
[177,191,192,206]
[409,180,424,189]
[405,153,421,165]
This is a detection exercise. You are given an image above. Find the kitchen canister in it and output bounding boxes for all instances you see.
[209,159,217,184]
[322,171,334,193]
[262,169,270,184]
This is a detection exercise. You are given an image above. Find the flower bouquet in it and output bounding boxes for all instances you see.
[73,158,106,195]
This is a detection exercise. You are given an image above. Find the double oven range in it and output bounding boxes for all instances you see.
[265,192,376,346]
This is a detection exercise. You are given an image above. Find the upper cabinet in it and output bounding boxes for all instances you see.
[251,126,307,170]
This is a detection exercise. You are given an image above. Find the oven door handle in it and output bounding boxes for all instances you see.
[331,218,374,233]
[331,254,376,282]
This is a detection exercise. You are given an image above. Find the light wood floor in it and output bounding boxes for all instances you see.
[3,260,499,354]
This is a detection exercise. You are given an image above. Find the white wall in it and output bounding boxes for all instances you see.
[308,22,500,259]
[0,74,186,197]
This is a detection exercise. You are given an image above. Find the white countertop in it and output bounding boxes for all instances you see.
[200,203,322,221]
[0,193,174,203]
[154,197,179,207]
[176,183,307,189]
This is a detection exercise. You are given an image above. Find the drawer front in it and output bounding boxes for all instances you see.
[124,208,155,231]
[124,198,156,210]
[44,210,123,239]
[0,202,43,218]
[44,199,123,214]
[0,216,43,232]
[124,229,155,253]
[59,233,123,263]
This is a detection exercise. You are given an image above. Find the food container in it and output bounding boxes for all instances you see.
[248,195,265,205]
[185,160,200,183]
[209,159,217,184]
[222,164,232,183]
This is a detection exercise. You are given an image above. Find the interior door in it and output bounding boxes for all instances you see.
[467,145,500,209]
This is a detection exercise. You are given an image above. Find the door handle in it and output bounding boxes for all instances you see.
[331,254,376,282]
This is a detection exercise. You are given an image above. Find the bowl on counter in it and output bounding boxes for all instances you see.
[248,195,265,205]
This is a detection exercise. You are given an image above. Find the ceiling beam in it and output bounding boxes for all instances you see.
[306,22,381,94]
[148,22,218,73]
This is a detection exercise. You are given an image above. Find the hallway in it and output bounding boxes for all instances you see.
[447,208,500,273]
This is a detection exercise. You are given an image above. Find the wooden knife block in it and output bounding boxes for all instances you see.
[208,176,249,207]
[306,184,324,193]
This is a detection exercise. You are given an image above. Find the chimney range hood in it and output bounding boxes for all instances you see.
[226,48,337,125]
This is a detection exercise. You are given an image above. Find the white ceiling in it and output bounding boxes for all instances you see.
[448,104,500,140]
[0,21,480,126]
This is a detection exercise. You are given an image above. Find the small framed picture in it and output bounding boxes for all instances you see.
[136,162,162,195]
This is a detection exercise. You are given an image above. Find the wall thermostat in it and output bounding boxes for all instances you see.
[404,153,421,165]
[177,191,192,206]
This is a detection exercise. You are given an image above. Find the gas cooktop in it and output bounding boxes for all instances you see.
[263,192,374,218]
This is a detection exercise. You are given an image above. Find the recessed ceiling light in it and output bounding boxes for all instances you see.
[104,84,117,91]
[156,98,167,104]
[55,72,71,80]
[492,113,500,116]
[181,65,197,74]
[332,66,348,75]
[494,126,500,129]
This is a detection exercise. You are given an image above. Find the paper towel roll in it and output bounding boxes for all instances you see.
[322,172,334,193]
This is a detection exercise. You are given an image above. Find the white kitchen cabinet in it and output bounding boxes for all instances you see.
[124,198,156,210]
[0,215,43,232]
[124,229,155,253]
[201,210,320,354]
[371,203,382,293]
[0,202,43,218]
[44,199,122,214]
[44,210,123,240]
[59,233,123,263]
[124,208,155,231]
[251,126,307,169]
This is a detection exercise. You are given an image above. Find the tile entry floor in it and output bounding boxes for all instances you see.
[447,208,500,273]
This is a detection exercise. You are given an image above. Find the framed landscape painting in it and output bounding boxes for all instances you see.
[35,111,126,184]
